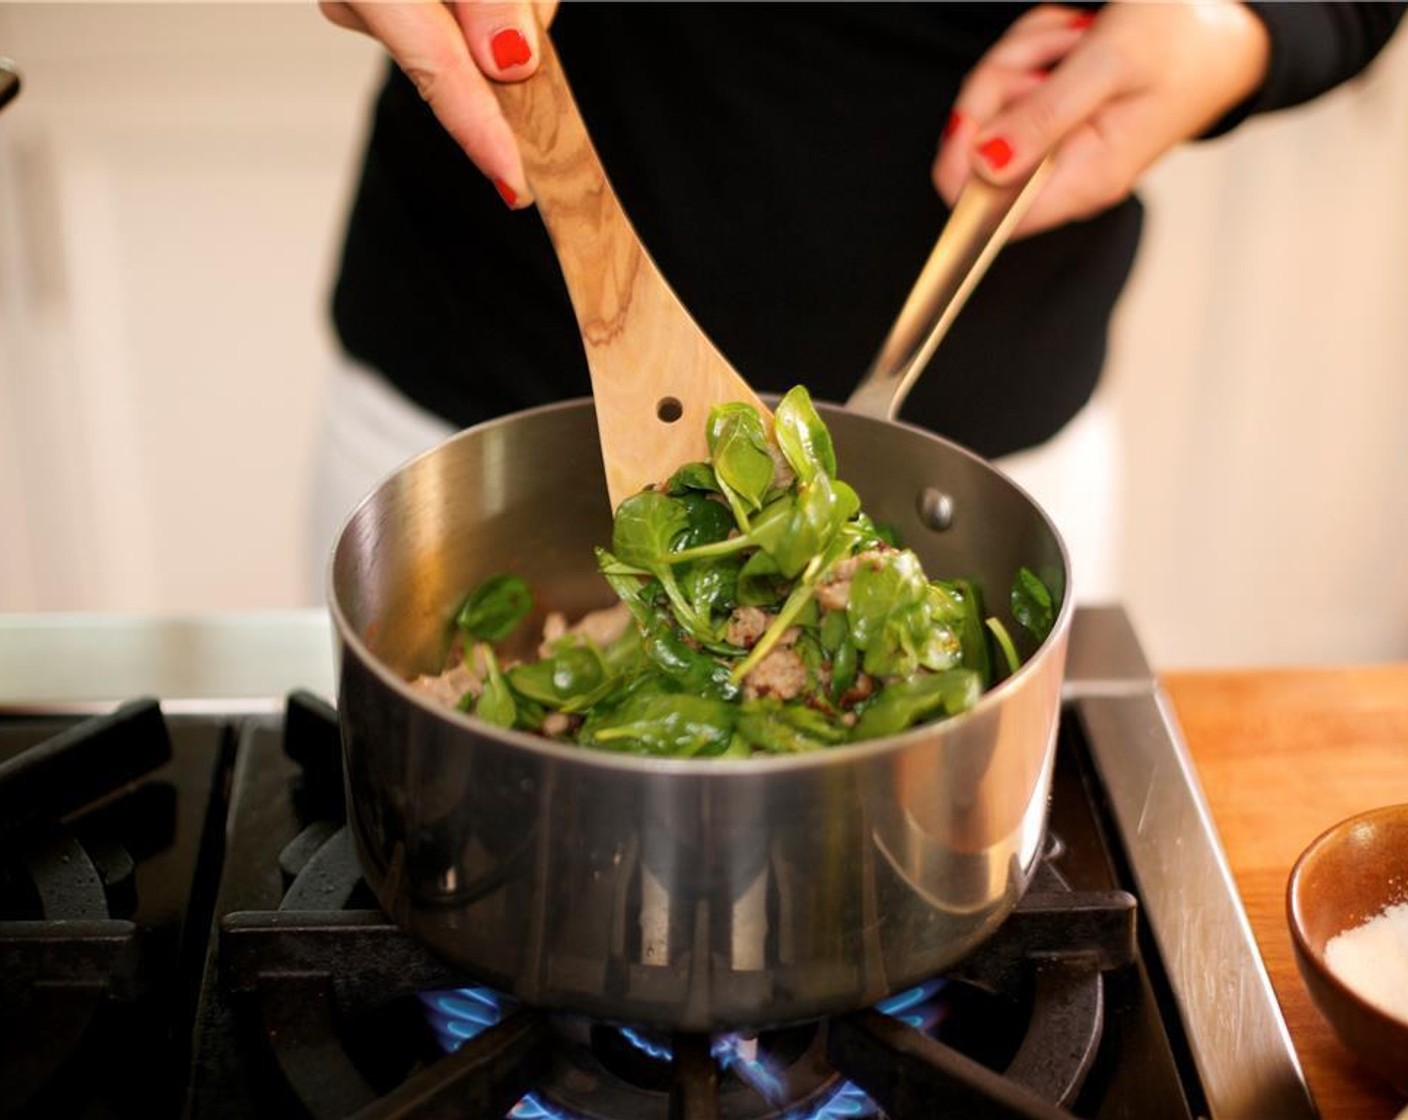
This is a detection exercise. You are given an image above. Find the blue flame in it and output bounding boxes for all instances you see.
[617,1024,674,1062]
[416,988,564,1119]
[419,979,949,1120]
[875,978,948,1033]
[503,1096,570,1120]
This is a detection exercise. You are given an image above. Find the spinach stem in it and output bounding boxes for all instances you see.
[731,554,825,682]
[665,533,755,565]
[985,617,1021,679]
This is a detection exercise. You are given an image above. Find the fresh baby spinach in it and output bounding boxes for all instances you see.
[428,385,1059,756]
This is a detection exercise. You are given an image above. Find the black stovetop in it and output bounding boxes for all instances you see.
[0,702,233,1118]
[0,694,1207,1120]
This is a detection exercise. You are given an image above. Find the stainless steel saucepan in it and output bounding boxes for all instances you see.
[330,400,1071,1033]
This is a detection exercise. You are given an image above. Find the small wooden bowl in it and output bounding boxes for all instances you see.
[1287,804,1408,1097]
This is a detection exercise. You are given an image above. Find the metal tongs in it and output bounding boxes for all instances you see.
[847,158,1053,420]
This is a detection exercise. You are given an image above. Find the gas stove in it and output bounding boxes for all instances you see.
[0,607,1316,1119]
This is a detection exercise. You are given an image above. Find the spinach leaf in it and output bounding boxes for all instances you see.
[674,492,735,550]
[1011,567,1055,641]
[932,579,989,684]
[507,643,607,709]
[846,551,972,678]
[665,474,852,580]
[829,636,858,701]
[583,690,738,757]
[596,548,654,627]
[707,403,775,525]
[832,479,862,526]
[750,474,845,579]
[851,511,901,550]
[612,491,689,568]
[611,491,715,639]
[456,574,532,643]
[847,551,926,654]
[679,557,739,623]
[861,603,937,678]
[793,629,827,691]
[642,618,740,701]
[852,669,981,740]
[774,385,836,482]
[472,646,518,729]
[736,549,788,608]
[667,461,720,496]
[737,698,847,754]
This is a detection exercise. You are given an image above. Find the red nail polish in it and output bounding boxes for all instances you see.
[977,136,1014,172]
[944,111,964,141]
[491,27,532,70]
[492,177,518,207]
[1069,11,1096,29]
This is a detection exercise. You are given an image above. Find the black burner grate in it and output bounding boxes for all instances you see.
[0,700,170,1117]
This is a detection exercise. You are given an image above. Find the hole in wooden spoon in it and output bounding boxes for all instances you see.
[656,397,683,423]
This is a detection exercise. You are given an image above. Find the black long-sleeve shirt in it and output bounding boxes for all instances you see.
[331,3,1404,459]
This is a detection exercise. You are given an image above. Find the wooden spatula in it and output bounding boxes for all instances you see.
[492,38,769,512]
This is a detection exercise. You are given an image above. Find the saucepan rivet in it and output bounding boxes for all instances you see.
[656,397,683,423]
[917,487,954,532]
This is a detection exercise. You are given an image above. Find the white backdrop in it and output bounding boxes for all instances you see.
[1,4,1406,669]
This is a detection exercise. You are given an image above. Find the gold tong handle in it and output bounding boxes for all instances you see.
[847,159,1053,421]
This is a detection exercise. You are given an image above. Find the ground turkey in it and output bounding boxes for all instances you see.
[743,647,808,701]
[725,606,773,648]
[539,602,633,657]
[411,660,481,708]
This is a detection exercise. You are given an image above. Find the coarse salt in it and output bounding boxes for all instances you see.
[1324,899,1408,1024]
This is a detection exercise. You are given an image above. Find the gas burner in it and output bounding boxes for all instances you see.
[406,878,1129,1120]
[421,982,955,1119]
[221,837,1134,1120]
[228,695,1135,1119]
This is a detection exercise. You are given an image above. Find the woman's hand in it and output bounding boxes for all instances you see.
[320,1,558,208]
[933,3,1271,236]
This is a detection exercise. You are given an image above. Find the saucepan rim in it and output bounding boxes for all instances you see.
[326,395,1074,775]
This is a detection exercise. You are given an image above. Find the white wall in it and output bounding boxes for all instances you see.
[1,4,1406,669]
[0,3,382,611]
[1107,28,1408,666]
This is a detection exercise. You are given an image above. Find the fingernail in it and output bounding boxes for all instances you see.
[492,177,519,208]
[977,136,1014,172]
[491,27,532,70]
[1069,11,1096,29]
[944,110,964,141]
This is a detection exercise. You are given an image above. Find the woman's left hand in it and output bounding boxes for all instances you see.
[933,2,1271,237]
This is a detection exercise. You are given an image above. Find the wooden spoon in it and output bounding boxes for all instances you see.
[493,38,768,512]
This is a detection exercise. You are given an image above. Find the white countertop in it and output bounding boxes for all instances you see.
[0,610,336,713]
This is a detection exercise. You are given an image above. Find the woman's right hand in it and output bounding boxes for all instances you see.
[320,1,558,208]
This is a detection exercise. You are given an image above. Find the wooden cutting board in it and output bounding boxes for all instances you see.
[1164,666,1408,1119]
